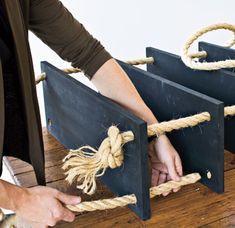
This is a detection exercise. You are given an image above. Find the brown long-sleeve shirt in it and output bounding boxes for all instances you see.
[0,0,112,184]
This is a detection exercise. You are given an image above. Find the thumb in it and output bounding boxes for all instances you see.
[166,157,180,181]
[56,192,81,205]
[175,154,183,177]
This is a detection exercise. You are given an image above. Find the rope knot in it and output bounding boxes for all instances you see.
[62,126,134,195]
[100,126,124,169]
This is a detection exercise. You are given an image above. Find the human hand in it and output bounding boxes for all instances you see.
[13,186,81,227]
[148,135,183,196]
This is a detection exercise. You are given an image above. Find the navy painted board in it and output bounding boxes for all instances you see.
[41,62,150,220]
[199,41,235,73]
[146,47,235,154]
[118,61,224,193]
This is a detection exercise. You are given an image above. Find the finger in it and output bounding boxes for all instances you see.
[60,208,75,223]
[167,174,171,181]
[148,145,157,160]
[162,191,171,197]
[167,174,180,193]
[158,172,167,185]
[175,155,183,176]
[166,157,180,181]
[56,191,81,205]
[151,169,160,186]
[158,173,171,196]
[151,162,168,173]
[173,187,181,193]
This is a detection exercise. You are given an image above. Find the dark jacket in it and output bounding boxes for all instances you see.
[0,0,112,185]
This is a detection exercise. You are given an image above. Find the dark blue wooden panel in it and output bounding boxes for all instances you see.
[147,47,235,154]
[41,62,150,220]
[199,41,235,73]
[119,61,224,193]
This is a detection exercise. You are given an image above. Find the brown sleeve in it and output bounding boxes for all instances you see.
[28,0,112,79]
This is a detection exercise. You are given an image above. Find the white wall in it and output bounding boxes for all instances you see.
[30,0,235,127]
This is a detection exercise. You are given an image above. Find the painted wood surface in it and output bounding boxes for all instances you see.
[41,62,150,220]
[147,47,235,155]
[119,61,224,193]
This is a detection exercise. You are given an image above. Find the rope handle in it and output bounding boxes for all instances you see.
[66,173,201,213]
[0,173,201,225]
[181,23,235,70]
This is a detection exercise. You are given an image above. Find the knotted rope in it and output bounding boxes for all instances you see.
[35,57,154,85]
[63,127,134,195]
[66,173,201,212]
[182,23,235,70]
[62,105,235,195]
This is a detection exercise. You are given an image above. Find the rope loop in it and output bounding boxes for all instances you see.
[62,126,134,195]
[181,23,235,70]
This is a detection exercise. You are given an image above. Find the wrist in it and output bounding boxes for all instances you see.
[10,186,29,212]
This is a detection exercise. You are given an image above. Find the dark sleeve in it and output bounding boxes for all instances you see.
[29,0,112,79]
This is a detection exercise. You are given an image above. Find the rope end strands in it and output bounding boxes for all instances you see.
[66,173,201,213]
[62,126,134,195]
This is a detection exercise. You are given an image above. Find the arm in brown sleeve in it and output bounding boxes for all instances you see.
[28,0,112,79]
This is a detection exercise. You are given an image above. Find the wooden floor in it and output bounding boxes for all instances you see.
[3,128,235,227]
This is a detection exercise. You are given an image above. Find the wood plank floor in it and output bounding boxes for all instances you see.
[3,128,235,227]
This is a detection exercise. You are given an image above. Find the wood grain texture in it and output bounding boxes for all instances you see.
[3,128,235,227]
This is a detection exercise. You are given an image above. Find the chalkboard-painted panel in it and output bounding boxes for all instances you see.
[42,62,150,220]
[119,61,224,193]
[147,47,235,153]
[199,41,235,73]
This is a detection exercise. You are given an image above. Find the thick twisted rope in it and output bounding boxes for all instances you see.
[147,112,210,137]
[224,105,235,117]
[35,72,46,85]
[63,126,134,195]
[182,23,235,70]
[35,57,154,85]
[63,105,235,195]
[0,173,200,225]
[66,173,201,212]
[125,57,154,65]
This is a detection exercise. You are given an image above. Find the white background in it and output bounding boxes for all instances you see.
[30,0,235,127]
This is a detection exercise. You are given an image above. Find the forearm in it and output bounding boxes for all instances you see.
[91,58,157,125]
[0,179,24,211]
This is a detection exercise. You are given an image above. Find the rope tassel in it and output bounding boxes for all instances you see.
[62,126,134,195]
